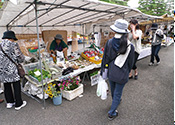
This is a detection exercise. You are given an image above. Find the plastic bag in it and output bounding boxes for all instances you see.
[96,76,108,100]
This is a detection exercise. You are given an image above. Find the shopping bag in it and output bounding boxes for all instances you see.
[96,76,108,100]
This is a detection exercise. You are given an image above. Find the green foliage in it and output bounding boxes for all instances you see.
[100,0,129,6]
[138,0,167,16]
[90,71,99,77]
[0,2,3,9]
[165,0,174,16]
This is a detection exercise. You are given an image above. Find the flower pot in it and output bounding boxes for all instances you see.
[62,84,83,101]
[52,93,62,106]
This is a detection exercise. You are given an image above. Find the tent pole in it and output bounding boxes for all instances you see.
[6,25,9,30]
[34,0,46,109]
[83,24,85,49]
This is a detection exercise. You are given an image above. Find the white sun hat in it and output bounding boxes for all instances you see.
[110,19,130,34]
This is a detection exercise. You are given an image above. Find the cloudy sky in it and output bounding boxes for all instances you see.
[127,0,140,8]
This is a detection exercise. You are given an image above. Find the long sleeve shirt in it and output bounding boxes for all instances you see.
[0,39,24,83]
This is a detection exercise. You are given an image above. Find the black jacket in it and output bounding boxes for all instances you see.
[101,37,135,84]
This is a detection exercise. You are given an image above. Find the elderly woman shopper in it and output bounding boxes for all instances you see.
[101,19,135,120]
[0,31,27,110]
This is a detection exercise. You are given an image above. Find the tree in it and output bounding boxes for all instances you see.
[138,0,166,16]
[0,1,4,9]
[165,0,174,16]
[100,0,129,6]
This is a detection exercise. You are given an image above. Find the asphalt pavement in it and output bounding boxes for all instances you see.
[0,44,174,125]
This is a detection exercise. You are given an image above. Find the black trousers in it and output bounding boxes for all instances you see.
[150,44,161,63]
[132,52,139,70]
[4,81,23,107]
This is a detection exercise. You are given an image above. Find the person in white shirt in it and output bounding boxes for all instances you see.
[129,19,142,80]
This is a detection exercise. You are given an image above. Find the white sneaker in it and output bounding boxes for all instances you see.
[157,62,160,65]
[115,110,118,113]
[6,103,15,109]
[15,101,27,110]
[0,88,3,94]
[148,62,154,66]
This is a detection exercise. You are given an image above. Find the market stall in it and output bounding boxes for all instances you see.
[140,13,174,47]
[0,0,165,108]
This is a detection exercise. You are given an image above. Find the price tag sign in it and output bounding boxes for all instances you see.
[90,73,100,86]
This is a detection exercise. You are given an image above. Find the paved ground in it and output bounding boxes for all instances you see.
[0,44,174,125]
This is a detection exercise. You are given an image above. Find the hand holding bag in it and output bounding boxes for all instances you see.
[96,76,108,100]
[0,45,25,78]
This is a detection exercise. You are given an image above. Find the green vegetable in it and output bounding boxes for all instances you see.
[28,68,51,82]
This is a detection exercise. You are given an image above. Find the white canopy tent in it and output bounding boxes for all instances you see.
[0,0,162,37]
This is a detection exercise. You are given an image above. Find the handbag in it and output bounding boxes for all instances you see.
[0,45,25,78]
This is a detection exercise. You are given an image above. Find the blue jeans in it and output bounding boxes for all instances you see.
[108,80,126,116]
[150,44,161,63]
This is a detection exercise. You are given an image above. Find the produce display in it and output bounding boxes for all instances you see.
[65,53,80,61]
[81,50,103,64]
[75,59,93,67]
[21,41,104,101]
[28,68,51,82]
[43,60,62,79]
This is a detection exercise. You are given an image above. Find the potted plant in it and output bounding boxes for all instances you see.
[58,76,83,101]
[45,81,62,105]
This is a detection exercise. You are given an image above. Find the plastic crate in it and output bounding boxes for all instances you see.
[23,62,40,74]
[28,74,51,86]
[81,52,102,64]
[27,68,51,86]
[62,84,83,101]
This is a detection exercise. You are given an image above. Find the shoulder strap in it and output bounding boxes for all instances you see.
[106,39,120,65]
[0,45,18,66]
[107,43,131,65]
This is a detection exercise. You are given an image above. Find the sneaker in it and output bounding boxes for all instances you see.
[108,111,118,121]
[6,103,15,109]
[156,62,160,65]
[0,88,3,94]
[115,109,119,114]
[15,101,27,111]
[148,62,154,66]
